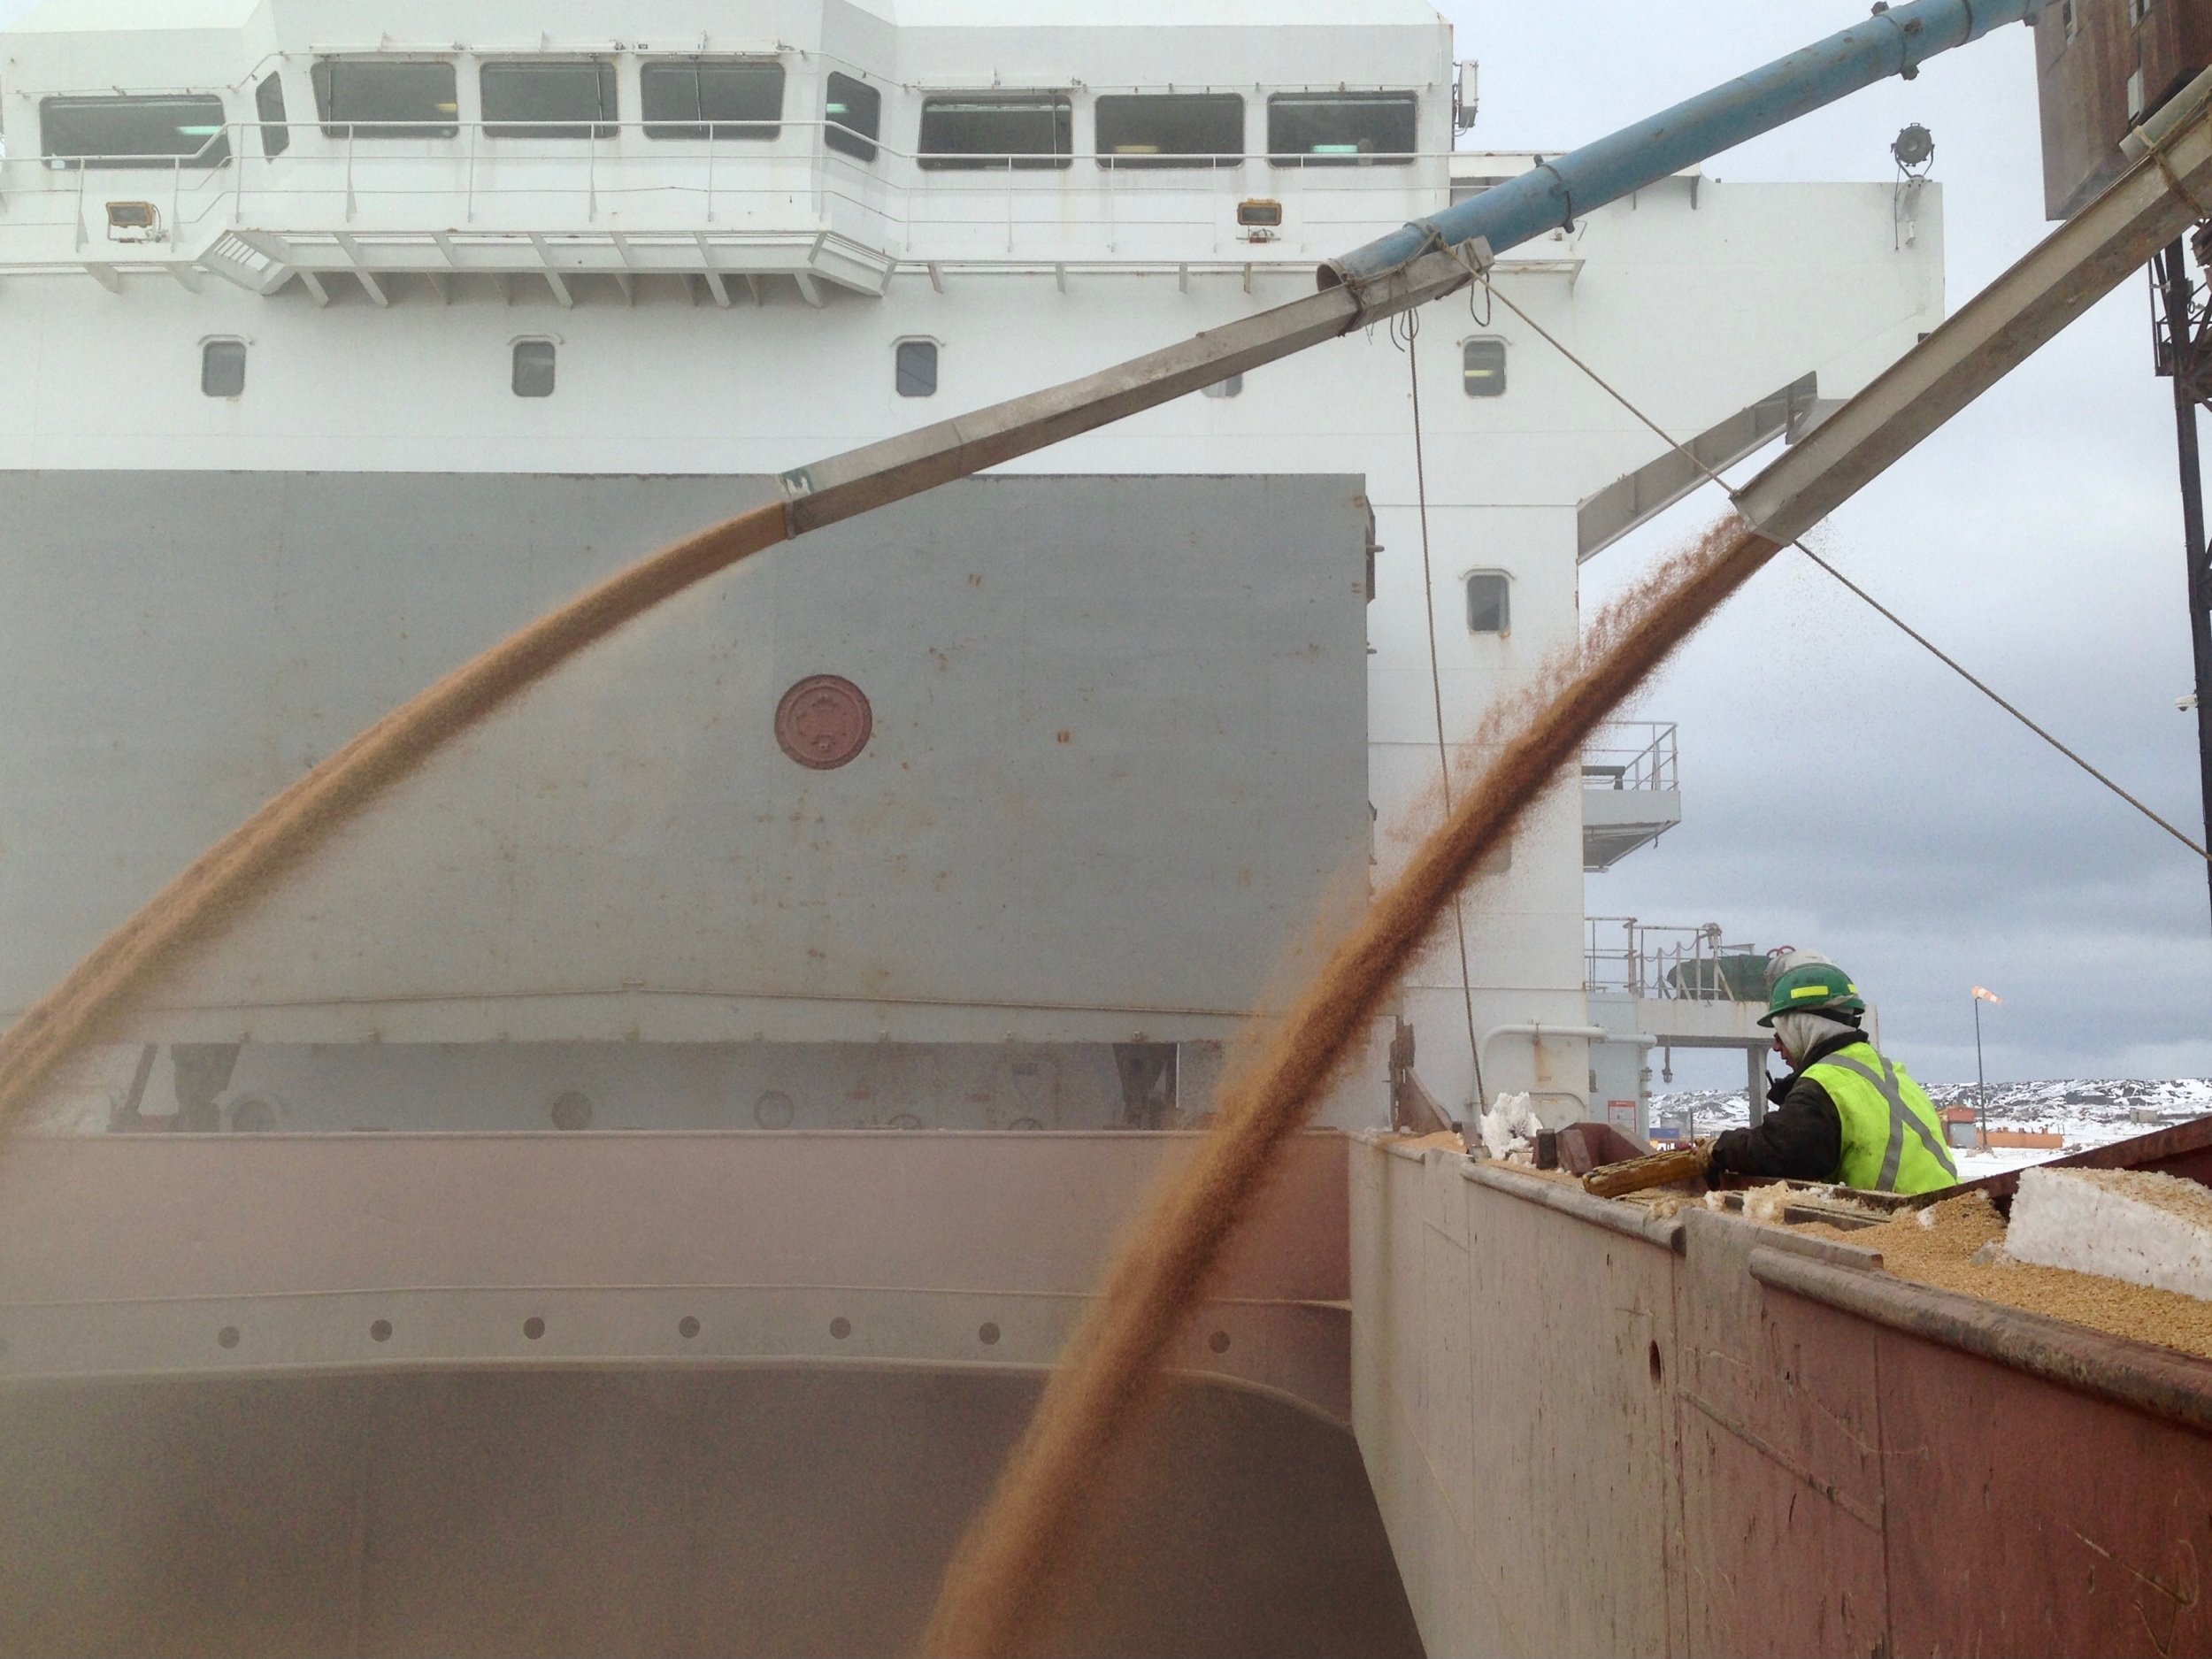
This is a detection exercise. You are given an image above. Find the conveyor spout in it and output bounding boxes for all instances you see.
[1322,0,2049,303]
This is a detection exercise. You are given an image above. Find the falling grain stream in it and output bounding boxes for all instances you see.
[921,517,1780,1656]
[0,495,1780,1656]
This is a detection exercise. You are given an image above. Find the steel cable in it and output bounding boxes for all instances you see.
[1464,257,2212,866]
[1392,305,1490,1115]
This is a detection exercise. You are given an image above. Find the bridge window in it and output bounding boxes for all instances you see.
[512,339,557,398]
[255,74,289,157]
[40,95,231,167]
[1201,374,1243,399]
[1466,571,1510,635]
[641,59,784,140]
[1095,94,1244,169]
[1268,92,1417,166]
[200,338,246,399]
[826,72,881,162]
[311,60,459,139]
[895,339,938,397]
[482,60,618,139]
[918,95,1072,170]
[1463,337,1507,397]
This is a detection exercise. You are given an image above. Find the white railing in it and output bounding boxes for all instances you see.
[1581,721,1678,794]
[1586,918,1773,1003]
[0,121,1462,265]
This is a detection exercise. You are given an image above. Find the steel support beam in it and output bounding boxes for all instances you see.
[693,233,731,307]
[332,232,388,307]
[2157,238,2212,927]
[779,247,1472,535]
[526,233,573,308]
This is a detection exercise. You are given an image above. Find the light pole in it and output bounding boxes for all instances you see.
[1971,987,2003,1147]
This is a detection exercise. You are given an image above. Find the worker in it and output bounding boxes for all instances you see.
[1706,961,1959,1194]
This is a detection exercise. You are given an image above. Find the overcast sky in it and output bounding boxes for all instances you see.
[1443,4,2212,1088]
[1,1,2199,1087]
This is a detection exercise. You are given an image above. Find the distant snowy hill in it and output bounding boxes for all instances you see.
[1651,1078,2212,1142]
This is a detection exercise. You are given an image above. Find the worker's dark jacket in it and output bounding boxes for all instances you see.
[1707,1027,1863,1182]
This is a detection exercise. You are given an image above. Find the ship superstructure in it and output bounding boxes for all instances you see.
[0,0,1945,1133]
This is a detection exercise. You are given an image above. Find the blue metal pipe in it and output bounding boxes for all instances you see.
[1324,0,2045,288]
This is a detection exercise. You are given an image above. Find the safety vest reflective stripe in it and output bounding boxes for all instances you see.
[1809,1048,1958,1193]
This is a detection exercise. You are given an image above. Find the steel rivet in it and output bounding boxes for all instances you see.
[217,1325,241,1350]
[524,1317,546,1341]
[979,1322,1002,1347]
[1209,1331,1231,1355]
[830,1317,852,1340]
[371,1319,393,1343]
[679,1316,701,1340]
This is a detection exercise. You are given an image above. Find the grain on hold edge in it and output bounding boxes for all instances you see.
[922,518,1782,1659]
[0,502,791,1126]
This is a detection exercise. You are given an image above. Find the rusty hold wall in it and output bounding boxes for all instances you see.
[1351,1135,2212,1657]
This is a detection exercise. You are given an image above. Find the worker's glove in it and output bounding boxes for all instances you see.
[1694,1136,1720,1176]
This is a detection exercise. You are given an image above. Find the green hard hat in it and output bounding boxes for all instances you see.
[1758,962,1867,1027]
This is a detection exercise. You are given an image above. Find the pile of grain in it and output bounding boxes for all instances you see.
[1810,1193,2212,1362]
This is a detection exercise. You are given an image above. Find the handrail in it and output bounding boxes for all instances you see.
[1586,917,1767,1002]
[0,119,1482,260]
[1581,721,1678,792]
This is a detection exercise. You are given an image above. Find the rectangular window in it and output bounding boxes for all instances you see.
[1463,337,1507,397]
[1201,374,1242,399]
[512,339,557,398]
[1095,93,1243,169]
[481,60,617,139]
[255,74,289,157]
[826,72,881,162]
[918,95,1071,170]
[41,95,231,167]
[311,59,459,139]
[641,59,784,140]
[1466,572,1510,635]
[1449,175,1509,204]
[1268,92,1417,166]
[201,339,246,398]
[895,339,938,397]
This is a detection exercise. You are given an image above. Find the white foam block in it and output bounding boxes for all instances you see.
[2007,1167,2212,1302]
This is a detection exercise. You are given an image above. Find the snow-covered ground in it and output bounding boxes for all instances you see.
[1649,1078,2212,1183]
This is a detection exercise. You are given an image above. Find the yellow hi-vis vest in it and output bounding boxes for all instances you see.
[1803,1041,1958,1195]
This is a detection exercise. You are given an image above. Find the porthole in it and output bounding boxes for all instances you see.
[512,337,557,398]
[549,1089,595,1131]
[201,337,247,398]
[1463,336,1508,397]
[1465,570,1510,635]
[895,338,939,398]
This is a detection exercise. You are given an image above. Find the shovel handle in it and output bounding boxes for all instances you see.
[1582,1142,1709,1200]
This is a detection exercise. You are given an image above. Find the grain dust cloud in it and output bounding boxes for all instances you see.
[923,517,1782,1659]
